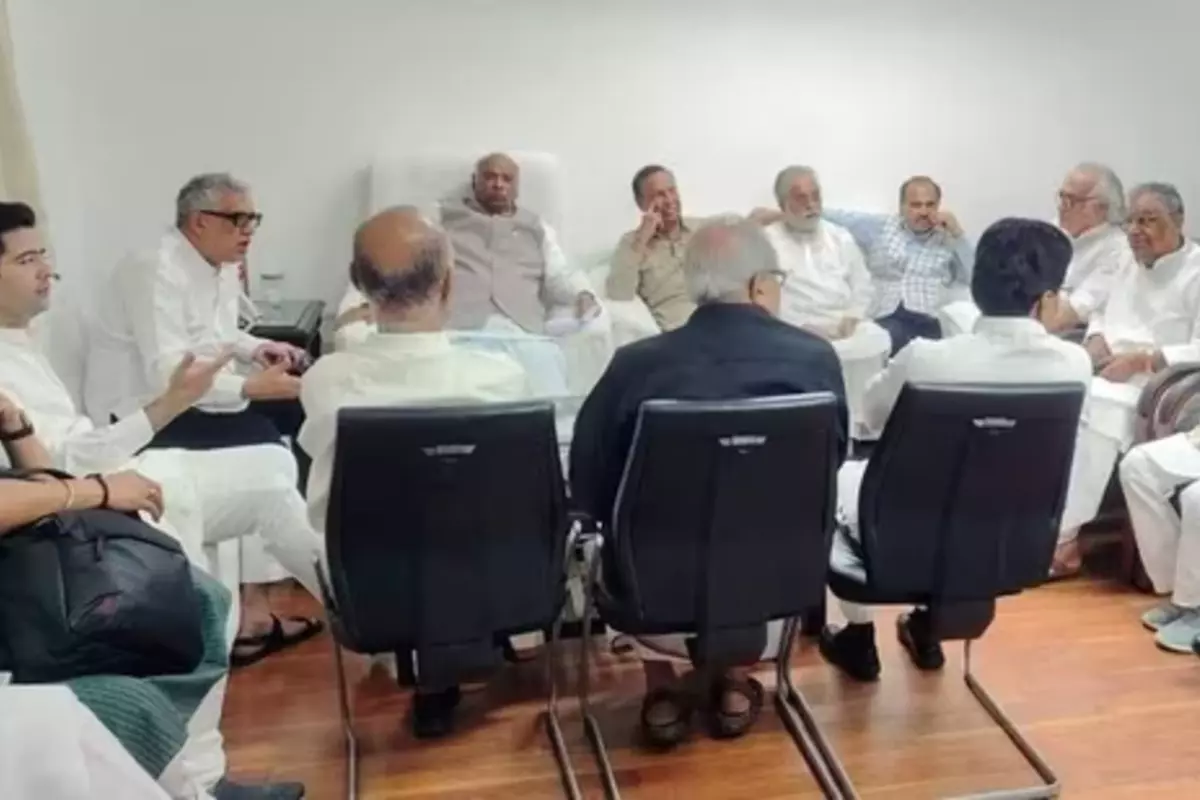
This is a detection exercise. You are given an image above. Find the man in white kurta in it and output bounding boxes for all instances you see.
[300,206,530,739]
[764,166,892,439]
[939,163,1134,338]
[1119,427,1200,653]
[0,201,304,800]
[1054,183,1200,574]
[819,219,1093,682]
[81,175,327,656]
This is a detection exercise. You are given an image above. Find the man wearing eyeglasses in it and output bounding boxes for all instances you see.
[1047,163,1135,333]
[85,173,326,668]
[1051,182,1200,578]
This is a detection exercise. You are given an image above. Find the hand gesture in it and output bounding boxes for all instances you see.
[1098,353,1149,384]
[935,211,963,238]
[252,340,306,370]
[635,201,664,246]
[0,391,25,434]
[103,471,165,521]
[242,361,302,401]
[165,349,235,408]
[575,291,599,320]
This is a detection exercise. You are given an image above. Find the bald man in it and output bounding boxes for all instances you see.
[298,207,531,738]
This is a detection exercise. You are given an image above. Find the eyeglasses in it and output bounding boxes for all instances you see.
[199,210,263,233]
[1057,191,1098,209]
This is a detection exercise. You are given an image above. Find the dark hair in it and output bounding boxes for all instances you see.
[899,175,942,204]
[631,164,670,204]
[0,202,36,258]
[971,218,1072,317]
[349,238,447,310]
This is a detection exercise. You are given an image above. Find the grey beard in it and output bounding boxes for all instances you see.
[784,215,820,236]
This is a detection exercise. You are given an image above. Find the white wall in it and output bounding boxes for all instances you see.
[8,0,1200,305]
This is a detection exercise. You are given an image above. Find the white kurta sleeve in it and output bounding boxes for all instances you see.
[38,410,152,475]
[0,370,151,474]
[845,238,873,319]
[1069,239,1132,321]
[541,223,594,308]
[118,256,248,407]
[861,342,918,434]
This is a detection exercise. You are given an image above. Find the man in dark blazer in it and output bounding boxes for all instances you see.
[569,217,848,748]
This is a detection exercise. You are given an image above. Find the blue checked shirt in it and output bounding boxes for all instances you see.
[824,210,974,317]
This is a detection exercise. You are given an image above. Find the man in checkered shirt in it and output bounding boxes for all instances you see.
[826,176,974,355]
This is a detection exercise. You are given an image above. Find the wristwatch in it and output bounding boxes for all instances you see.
[0,412,34,442]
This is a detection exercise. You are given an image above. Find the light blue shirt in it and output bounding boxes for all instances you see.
[824,210,974,317]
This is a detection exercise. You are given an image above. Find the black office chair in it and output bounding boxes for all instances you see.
[557,394,847,799]
[813,382,1085,800]
[314,402,580,800]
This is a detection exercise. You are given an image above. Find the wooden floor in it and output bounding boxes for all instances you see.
[223,572,1200,799]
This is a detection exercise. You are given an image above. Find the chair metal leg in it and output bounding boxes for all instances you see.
[577,550,621,799]
[328,626,359,800]
[774,617,857,800]
[543,599,584,800]
[950,640,1061,800]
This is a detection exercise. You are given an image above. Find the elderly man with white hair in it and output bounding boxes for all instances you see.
[83,174,327,664]
[763,166,892,438]
[1052,182,1200,577]
[1049,162,1136,332]
[335,153,608,403]
[570,218,847,748]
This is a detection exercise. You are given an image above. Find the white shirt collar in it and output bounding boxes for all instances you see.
[166,228,231,278]
[0,326,33,346]
[360,329,453,355]
[972,316,1049,337]
[1073,223,1118,248]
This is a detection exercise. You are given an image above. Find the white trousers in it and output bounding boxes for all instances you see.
[157,587,239,799]
[617,623,785,665]
[135,444,325,601]
[1119,434,1200,607]
[830,321,892,441]
[0,685,172,800]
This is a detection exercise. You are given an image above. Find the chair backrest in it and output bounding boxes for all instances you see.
[325,402,567,656]
[858,382,1084,602]
[610,394,841,632]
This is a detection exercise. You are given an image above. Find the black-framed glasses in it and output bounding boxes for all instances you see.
[199,210,263,232]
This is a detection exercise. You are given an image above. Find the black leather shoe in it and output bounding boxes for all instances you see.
[818,623,881,682]
[897,609,945,671]
[212,778,305,800]
[412,685,462,739]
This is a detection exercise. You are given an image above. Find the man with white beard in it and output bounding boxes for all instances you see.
[762,166,892,438]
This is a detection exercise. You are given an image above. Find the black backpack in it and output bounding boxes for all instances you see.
[0,483,205,683]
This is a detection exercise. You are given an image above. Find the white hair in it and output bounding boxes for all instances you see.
[1072,162,1126,224]
[683,217,780,304]
[175,173,249,227]
[1130,181,1185,223]
[774,165,820,208]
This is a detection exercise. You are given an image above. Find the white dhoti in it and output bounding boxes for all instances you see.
[616,623,785,666]
[1059,376,1144,542]
[0,685,172,800]
[134,444,325,600]
[1119,434,1200,606]
[830,321,892,441]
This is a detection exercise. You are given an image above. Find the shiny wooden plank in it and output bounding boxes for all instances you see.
[223,576,1200,798]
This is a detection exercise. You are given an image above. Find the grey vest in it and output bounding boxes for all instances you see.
[441,198,548,333]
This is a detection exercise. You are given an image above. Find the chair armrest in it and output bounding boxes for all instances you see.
[1137,363,1200,419]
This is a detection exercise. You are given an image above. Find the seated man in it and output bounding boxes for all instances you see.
[1119,427,1200,652]
[570,219,848,746]
[826,176,974,355]
[606,164,698,331]
[820,218,1092,682]
[763,166,892,438]
[80,177,327,660]
[0,395,302,799]
[299,207,529,738]
[1047,162,1133,333]
[1053,182,1200,576]
[337,153,607,395]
